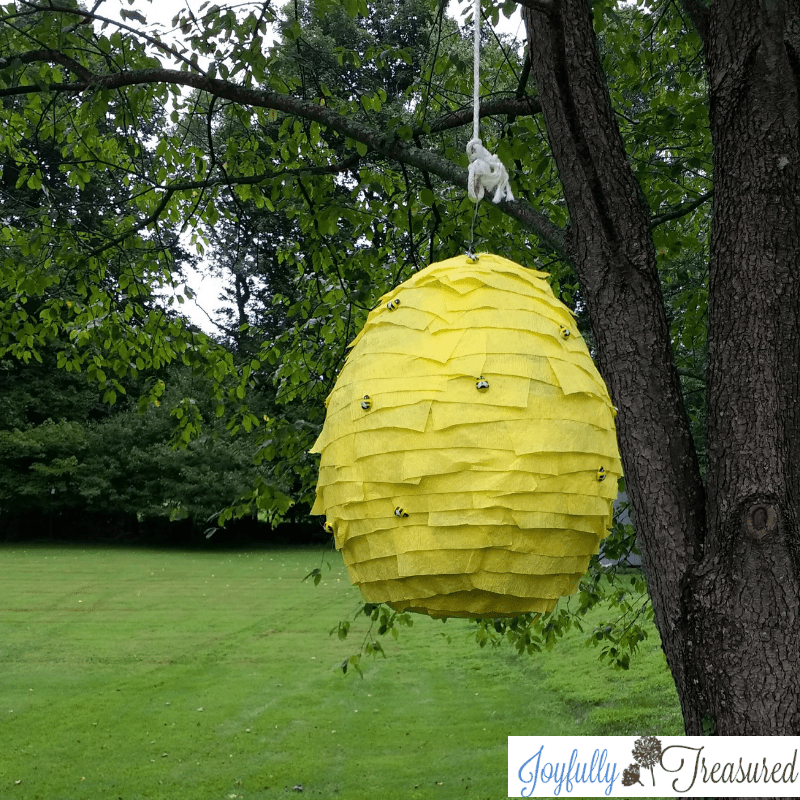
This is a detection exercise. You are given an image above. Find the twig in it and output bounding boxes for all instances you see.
[649,190,713,229]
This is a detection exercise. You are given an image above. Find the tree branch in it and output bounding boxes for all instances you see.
[649,191,713,230]
[87,187,175,258]
[678,367,706,384]
[423,94,542,135]
[83,155,363,258]
[0,57,566,258]
[8,48,93,82]
[15,1,206,74]
[164,154,361,193]
[515,51,532,98]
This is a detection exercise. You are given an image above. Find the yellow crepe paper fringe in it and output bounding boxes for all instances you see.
[310,253,621,618]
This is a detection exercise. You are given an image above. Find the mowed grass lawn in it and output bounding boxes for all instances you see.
[0,545,683,800]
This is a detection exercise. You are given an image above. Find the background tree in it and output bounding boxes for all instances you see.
[0,0,797,739]
[0,346,290,542]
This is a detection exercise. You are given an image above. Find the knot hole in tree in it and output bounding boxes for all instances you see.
[744,503,778,541]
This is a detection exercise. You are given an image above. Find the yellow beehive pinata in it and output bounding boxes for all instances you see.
[310,252,621,618]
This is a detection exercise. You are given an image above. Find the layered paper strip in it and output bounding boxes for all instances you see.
[310,253,622,618]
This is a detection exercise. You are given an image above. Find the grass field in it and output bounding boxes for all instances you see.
[0,545,683,799]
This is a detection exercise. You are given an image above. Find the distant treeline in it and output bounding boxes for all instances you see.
[0,349,325,547]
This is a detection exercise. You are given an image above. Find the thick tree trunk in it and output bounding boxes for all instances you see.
[689,0,800,735]
[523,0,800,735]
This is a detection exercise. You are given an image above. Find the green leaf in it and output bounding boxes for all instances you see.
[119,8,147,23]
[419,188,435,206]
[284,19,301,41]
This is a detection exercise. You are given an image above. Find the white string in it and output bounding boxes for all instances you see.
[472,0,481,144]
[467,0,514,207]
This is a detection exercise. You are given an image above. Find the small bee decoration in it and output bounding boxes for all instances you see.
[325,521,335,534]
[361,395,372,411]
[559,325,571,339]
[386,298,401,311]
[597,467,606,482]
[394,507,409,518]
[476,376,489,392]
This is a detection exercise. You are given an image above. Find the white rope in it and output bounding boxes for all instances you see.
[472,0,481,144]
[467,0,514,205]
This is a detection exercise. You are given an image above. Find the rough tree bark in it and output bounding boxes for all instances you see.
[522,0,800,735]
[691,0,800,735]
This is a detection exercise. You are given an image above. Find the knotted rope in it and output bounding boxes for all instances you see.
[467,139,515,203]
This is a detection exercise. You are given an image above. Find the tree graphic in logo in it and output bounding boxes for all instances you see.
[621,763,643,787]
[623,736,663,787]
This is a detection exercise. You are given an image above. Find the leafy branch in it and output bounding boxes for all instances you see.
[331,602,414,677]
[91,153,363,254]
[0,52,568,259]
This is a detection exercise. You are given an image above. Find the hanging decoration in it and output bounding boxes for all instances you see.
[310,253,621,618]
[308,0,621,619]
